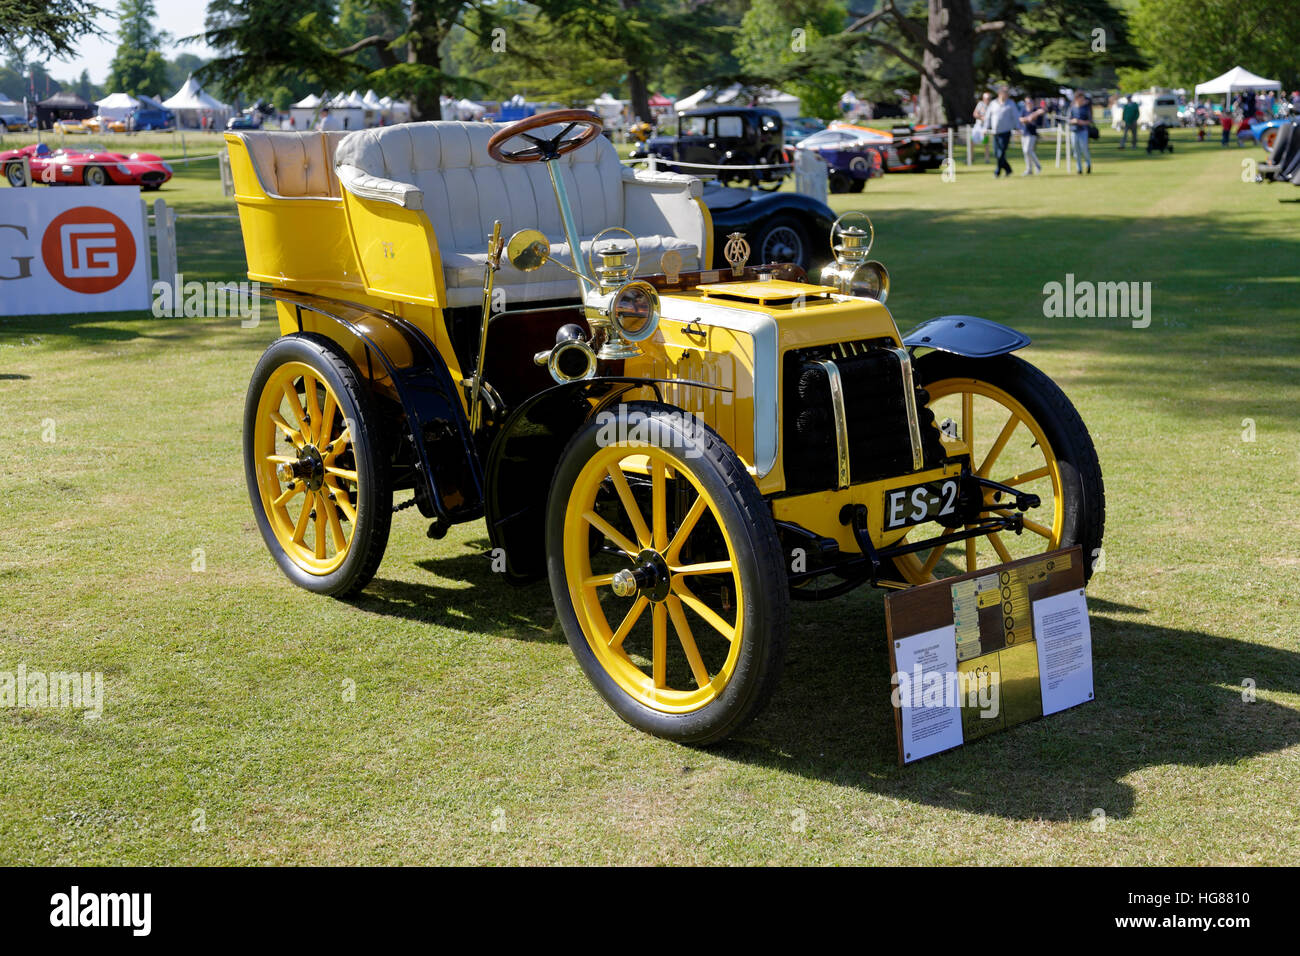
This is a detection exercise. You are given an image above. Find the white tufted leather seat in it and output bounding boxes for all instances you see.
[334,122,708,308]
[241,131,347,198]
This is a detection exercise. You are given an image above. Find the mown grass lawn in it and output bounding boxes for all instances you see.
[1,126,1297,865]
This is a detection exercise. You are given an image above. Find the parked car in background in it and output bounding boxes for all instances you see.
[227,114,263,130]
[783,116,826,145]
[131,107,174,131]
[1,142,173,189]
[796,126,888,192]
[633,106,788,190]
[1134,92,1180,129]
[0,113,31,132]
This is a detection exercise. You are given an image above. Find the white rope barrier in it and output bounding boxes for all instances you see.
[621,156,793,171]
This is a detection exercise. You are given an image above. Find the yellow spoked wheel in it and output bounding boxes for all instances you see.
[894,353,1104,586]
[547,403,788,744]
[244,334,391,596]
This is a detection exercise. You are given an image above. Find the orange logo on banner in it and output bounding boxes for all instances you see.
[40,206,137,294]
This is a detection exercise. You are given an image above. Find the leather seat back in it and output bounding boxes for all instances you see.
[334,122,626,253]
[242,131,345,198]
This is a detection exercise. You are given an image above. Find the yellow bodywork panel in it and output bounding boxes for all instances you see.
[338,190,448,310]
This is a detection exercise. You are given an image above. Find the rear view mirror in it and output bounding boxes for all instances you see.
[506,229,550,272]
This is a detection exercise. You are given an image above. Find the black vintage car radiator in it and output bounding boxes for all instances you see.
[782,341,946,492]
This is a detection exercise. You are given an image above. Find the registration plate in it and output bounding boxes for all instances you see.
[883,477,960,531]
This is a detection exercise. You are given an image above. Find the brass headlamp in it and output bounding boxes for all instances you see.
[819,212,891,303]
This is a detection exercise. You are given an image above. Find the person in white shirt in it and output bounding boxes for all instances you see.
[984,86,1022,177]
[315,108,342,132]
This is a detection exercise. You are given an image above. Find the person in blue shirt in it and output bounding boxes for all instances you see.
[1067,91,1092,174]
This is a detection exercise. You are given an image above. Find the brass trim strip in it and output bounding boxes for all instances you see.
[888,346,925,471]
[814,359,852,490]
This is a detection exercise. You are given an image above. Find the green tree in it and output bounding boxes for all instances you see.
[106,0,170,95]
[0,0,106,61]
[736,0,847,121]
[1129,0,1300,91]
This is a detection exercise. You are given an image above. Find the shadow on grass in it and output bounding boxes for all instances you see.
[719,598,1300,823]
[357,539,1299,823]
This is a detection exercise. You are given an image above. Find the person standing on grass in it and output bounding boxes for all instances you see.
[1067,91,1092,174]
[973,92,992,162]
[985,86,1020,177]
[1220,108,1233,146]
[1019,98,1045,174]
[1120,96,1139,149]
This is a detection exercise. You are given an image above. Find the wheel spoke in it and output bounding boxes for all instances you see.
[266,454,296,465]
[667,596,711,689]
[978,412,1019,477]
[291,494,311,544]
[652,603,667,688]
[273,483,302,507]
[607,466,651,549]
[609,595,648,652]
[919,527,956,577]
[324,480,355,521]
[1001,465,1049,487]
[318,392,338,448]
[325,426,351,461]
[323,497,346,551]
[989,531,1013,563]
[314,498,327,559]
[582,510,638,558]
[664,493,707,563]
[673,582,735,642]
[995,509,1054,539]
[583,572,616,588]
[965,533,977,572]
[283,383,308,433]
[270,411,303,447]
[962,391,975,450]
[651,458,667,550]
[325,466,358,483]
[303,374,321,441]
[671,560,733,576]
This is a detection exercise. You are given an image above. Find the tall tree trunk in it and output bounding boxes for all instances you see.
[620,0,651,123]
[627,68,650,125]
[407,0,444,121]
[917,0,977,126]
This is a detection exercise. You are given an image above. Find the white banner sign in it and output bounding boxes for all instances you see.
[0,187,150,315]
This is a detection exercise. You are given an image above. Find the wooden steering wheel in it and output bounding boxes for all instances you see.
[487,109,604,164]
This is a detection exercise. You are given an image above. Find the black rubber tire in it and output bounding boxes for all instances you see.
[828,170,851,193]
[847,177,866,193]
[83,165,106,186]
[752,215,808,270]
[546,402,789,745]
[243,333,392,596]
[913,352,1106,580]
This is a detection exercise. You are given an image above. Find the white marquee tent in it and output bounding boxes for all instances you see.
[162,75,230,127]
[289,92,321,130]
[1194,66,1281,100]
[95,92,140,122]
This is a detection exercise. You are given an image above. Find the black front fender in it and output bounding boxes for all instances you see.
[902,315,1031,359]
[484,376,725,583]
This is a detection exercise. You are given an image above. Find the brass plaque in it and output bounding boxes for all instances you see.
[998,640,1043,726]
[958,651,1004,741]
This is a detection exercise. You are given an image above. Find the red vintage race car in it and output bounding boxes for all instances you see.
[1,142,173,189]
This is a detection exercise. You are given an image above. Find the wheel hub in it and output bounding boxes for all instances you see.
[611,548,671,602]
[279,444,326,490]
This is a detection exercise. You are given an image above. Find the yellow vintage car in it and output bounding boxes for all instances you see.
[226,109,1104,744]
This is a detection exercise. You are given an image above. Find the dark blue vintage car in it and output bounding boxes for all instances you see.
[632,106,789,191]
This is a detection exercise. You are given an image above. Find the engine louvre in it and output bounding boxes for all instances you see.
[783,342,944,491]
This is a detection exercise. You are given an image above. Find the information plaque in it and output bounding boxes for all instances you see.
[884,546,1093,764]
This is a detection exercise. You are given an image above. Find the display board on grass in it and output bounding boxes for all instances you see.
[884,546,1093,765]
[1,187,150,315]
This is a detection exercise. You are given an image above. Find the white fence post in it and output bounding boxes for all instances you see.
[151,197,177,289]
[965,124,972,166]
[1055,124,1063,168]
[793,147,827,201]
[218,148,233,197]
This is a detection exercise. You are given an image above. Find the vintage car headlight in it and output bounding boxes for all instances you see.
[609,280,659,342]
[847,260,890,302]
